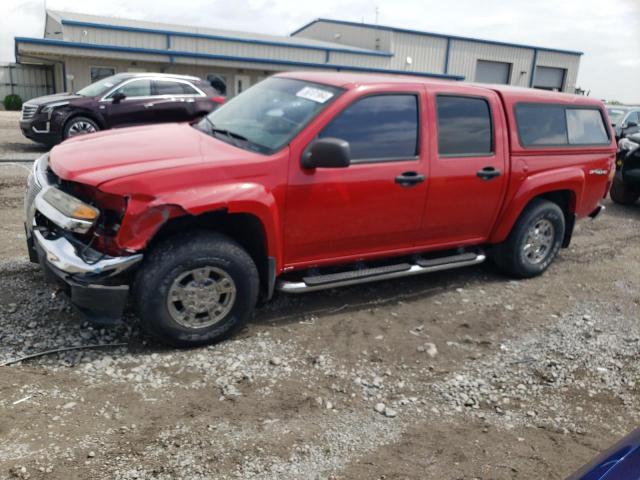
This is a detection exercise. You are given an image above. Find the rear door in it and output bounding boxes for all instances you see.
[418,85,508,246]
[284,89,428,267]
[150,79,203,123]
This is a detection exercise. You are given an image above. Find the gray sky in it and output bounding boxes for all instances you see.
[3,0,639,103]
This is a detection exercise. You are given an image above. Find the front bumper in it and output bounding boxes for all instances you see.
[19,114,62,145]
[25,155,142,324]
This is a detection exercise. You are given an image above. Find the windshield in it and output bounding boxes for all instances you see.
[196,77,343,154]
[607,108,627,125]
[77,75,122,97]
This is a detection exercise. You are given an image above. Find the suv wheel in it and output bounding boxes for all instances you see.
[63,116,99,139]
[610,173,640,205]
[493,199,565,278]
[134,232,259,347]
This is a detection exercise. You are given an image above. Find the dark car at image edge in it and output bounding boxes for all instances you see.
[19,72,224,145]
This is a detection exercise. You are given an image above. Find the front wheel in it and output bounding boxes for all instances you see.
[134,232,259,347]
[492,199,565,279]
[63,116,100,140]
[610,173,640,205]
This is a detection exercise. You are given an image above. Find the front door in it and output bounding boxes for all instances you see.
[418,85,508,246]
[284,92,428,267]
[102,78,155,128]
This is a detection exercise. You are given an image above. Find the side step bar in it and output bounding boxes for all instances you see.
[277,252,486,294]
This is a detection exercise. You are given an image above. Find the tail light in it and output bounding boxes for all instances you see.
[211,96,225,104]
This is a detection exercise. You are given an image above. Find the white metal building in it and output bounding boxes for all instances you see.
[13,11,582,100]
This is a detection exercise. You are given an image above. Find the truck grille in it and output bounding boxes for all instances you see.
[21,104,38,121]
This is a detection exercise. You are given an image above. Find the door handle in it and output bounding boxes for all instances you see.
[395,171,425,187]
[476,166,501,181]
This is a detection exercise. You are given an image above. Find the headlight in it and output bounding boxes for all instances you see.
[618,137,639,154]
[41,101,69,114]
[42,187,99,221]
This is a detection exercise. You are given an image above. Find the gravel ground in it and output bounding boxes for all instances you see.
[1,118,640,479]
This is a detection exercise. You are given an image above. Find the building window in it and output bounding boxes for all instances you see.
[533,66,566,91]
[319,94,419,162]
[207,74,227,95]
[90,66,115,83]
[475,60,512,85]
[436,95,493,156]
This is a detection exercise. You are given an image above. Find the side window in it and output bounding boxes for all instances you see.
[626,112,639,125]
[566,109,609,144]
[154,80,199,96]
[515,104,567,146]
[516,104,610,146]
[112,79,152,98]
[436,95,493,156]
[318,94,418,162]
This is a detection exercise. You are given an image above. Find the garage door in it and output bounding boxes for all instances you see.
[533,66,565,91]
[475,60,511,84]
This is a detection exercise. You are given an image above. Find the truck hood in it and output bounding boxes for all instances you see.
[49,123,239,186]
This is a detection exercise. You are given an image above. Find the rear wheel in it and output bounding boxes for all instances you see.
[134,232,259,347]
[493,199,565,278]
[610,173,640,205]
[63,116,99,140]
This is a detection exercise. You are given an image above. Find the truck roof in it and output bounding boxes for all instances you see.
[277,71,603,107]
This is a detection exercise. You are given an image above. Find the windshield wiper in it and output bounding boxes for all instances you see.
[196,117,268,153]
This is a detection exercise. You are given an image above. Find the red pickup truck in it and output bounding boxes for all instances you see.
[24,72,616,346]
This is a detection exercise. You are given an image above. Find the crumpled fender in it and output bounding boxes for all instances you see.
[116,182,282,265]
[489,167,584,244]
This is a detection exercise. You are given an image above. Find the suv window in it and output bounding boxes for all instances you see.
[626,111,640,125]
[437,95,493,156]
[111,79,152,98]
[318,94,419,162]
[154,80,199,96]
[516,104,609,146]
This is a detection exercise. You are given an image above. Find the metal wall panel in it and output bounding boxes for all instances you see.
[448,40,534,87]
[0,64,54,101]
[298,22,393,52]
[65,26,167,50]
[536,51,580,92]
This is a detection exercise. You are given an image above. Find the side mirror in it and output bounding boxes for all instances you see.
[111,92,126,104]
[301,138,351,169]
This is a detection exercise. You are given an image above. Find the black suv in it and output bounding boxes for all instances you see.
[19,73,224,145]
[606,105,640,140]
[611,132,640,205]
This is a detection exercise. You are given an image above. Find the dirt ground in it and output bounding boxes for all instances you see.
[1,110,640,479]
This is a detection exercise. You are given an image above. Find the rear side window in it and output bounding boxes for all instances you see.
[319,94,418,162]
[516,103,610,146]
[154,80,199,96]
[436,95,493,156]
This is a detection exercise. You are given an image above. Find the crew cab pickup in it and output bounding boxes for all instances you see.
[24,72,616,346]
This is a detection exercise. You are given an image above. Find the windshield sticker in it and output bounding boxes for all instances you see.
[296,86,334,104]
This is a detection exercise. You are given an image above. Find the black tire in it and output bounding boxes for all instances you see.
[63,116,100,140]
[610,172,639,205]
[492,199,565,279]
[134,231,259,347]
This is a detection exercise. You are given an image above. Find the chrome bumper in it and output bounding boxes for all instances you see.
[32,229,142,276]
[25,153,142,277]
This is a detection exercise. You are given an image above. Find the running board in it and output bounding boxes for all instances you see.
[277,252,486,294]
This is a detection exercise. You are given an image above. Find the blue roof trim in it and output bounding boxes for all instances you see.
[15,37,464,80]
[59,19,394,58]
[292,18,584,56]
